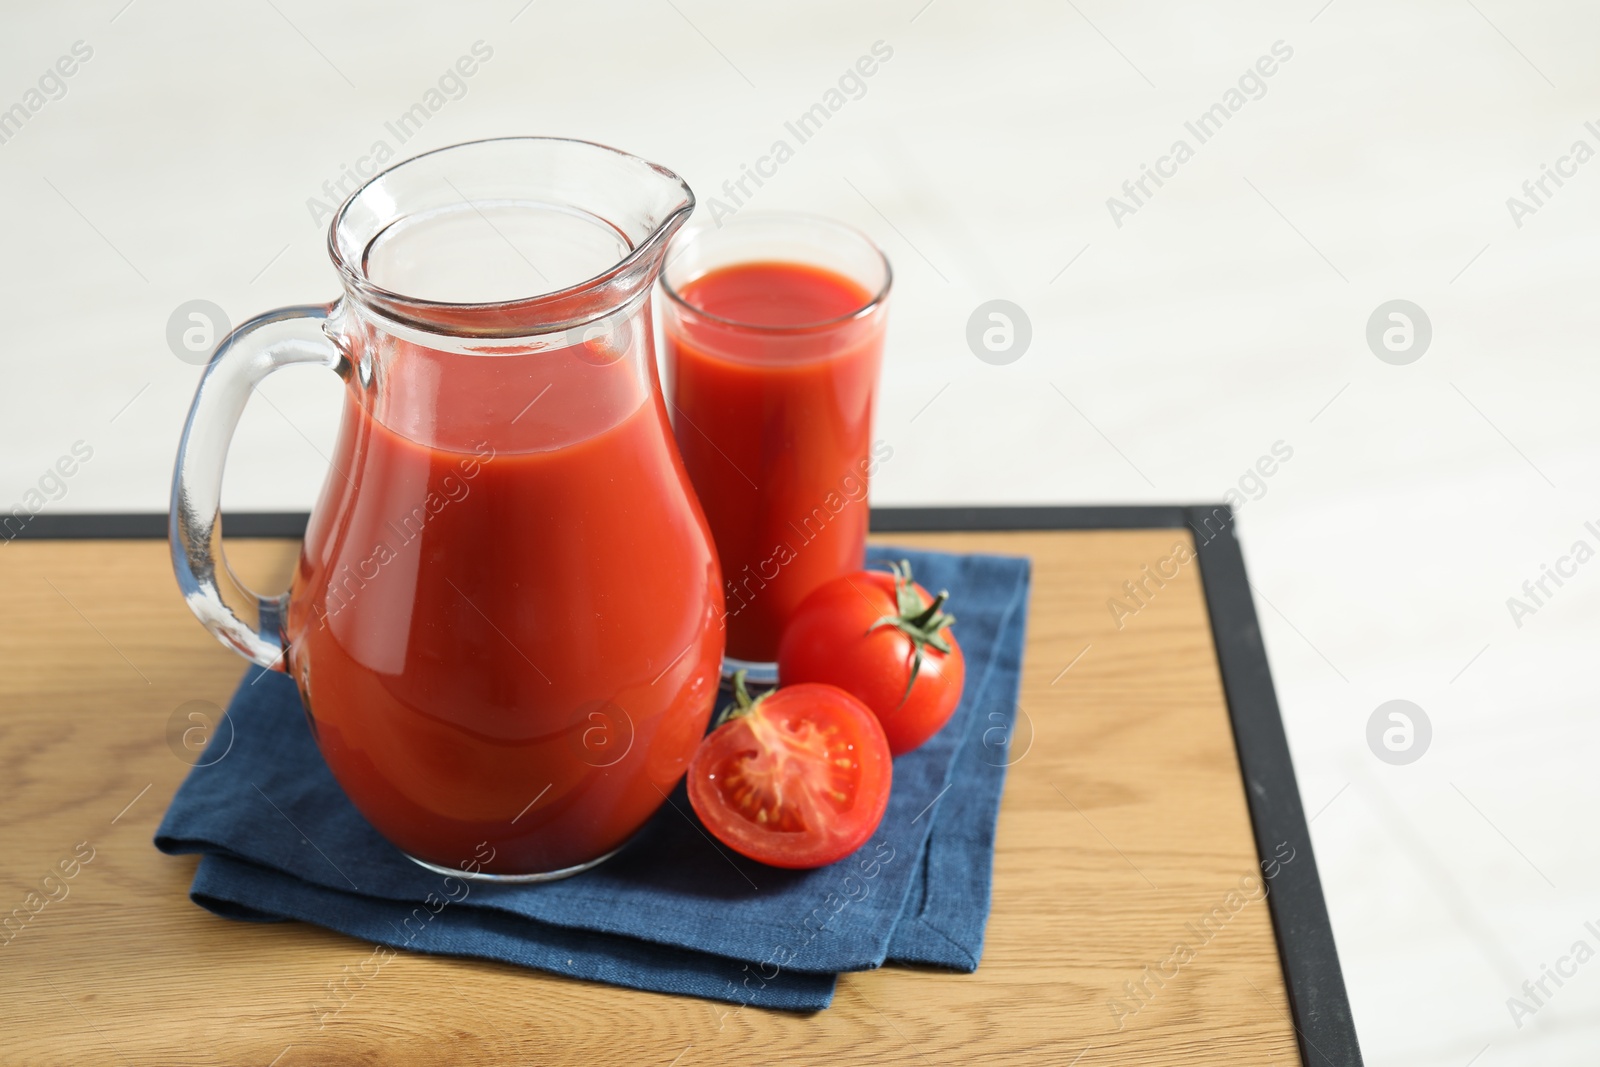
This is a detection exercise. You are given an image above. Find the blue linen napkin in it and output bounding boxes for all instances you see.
[156,547,1031,1011]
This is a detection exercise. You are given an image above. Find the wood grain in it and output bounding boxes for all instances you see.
[0,531,1298,1065]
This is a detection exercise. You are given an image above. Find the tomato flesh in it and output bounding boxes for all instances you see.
[687,683,891,869]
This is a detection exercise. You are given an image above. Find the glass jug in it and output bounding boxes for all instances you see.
[171,138,724,880]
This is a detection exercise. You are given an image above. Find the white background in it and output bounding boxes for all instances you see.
[3,1,1598,1062]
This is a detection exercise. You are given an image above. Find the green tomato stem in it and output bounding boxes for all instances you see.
[866,560,957,706]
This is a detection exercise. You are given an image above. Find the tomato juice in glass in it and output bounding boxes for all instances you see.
[287,326,723,877]
[660,214,890,668]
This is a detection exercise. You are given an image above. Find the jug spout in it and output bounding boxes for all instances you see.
[328,137,695,338]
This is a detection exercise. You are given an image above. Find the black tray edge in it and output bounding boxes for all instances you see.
[1185,505,1362,1067]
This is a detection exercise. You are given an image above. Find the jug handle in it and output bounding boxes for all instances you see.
[169,302,346,671]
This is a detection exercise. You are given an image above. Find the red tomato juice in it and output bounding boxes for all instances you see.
[285,332,723,875]
[664,261,886,662]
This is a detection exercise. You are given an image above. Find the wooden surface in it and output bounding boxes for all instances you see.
[0,530,1298,1065]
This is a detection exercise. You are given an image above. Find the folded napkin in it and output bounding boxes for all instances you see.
[156,547,1031,1011]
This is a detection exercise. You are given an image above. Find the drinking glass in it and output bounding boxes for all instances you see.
[659,213,890,677]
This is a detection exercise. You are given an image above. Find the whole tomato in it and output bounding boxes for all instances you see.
[777,561,965,755]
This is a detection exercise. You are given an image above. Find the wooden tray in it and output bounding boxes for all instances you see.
[0,506,1359,1065]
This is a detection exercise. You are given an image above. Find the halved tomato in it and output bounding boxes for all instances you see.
[686,675,892,869]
